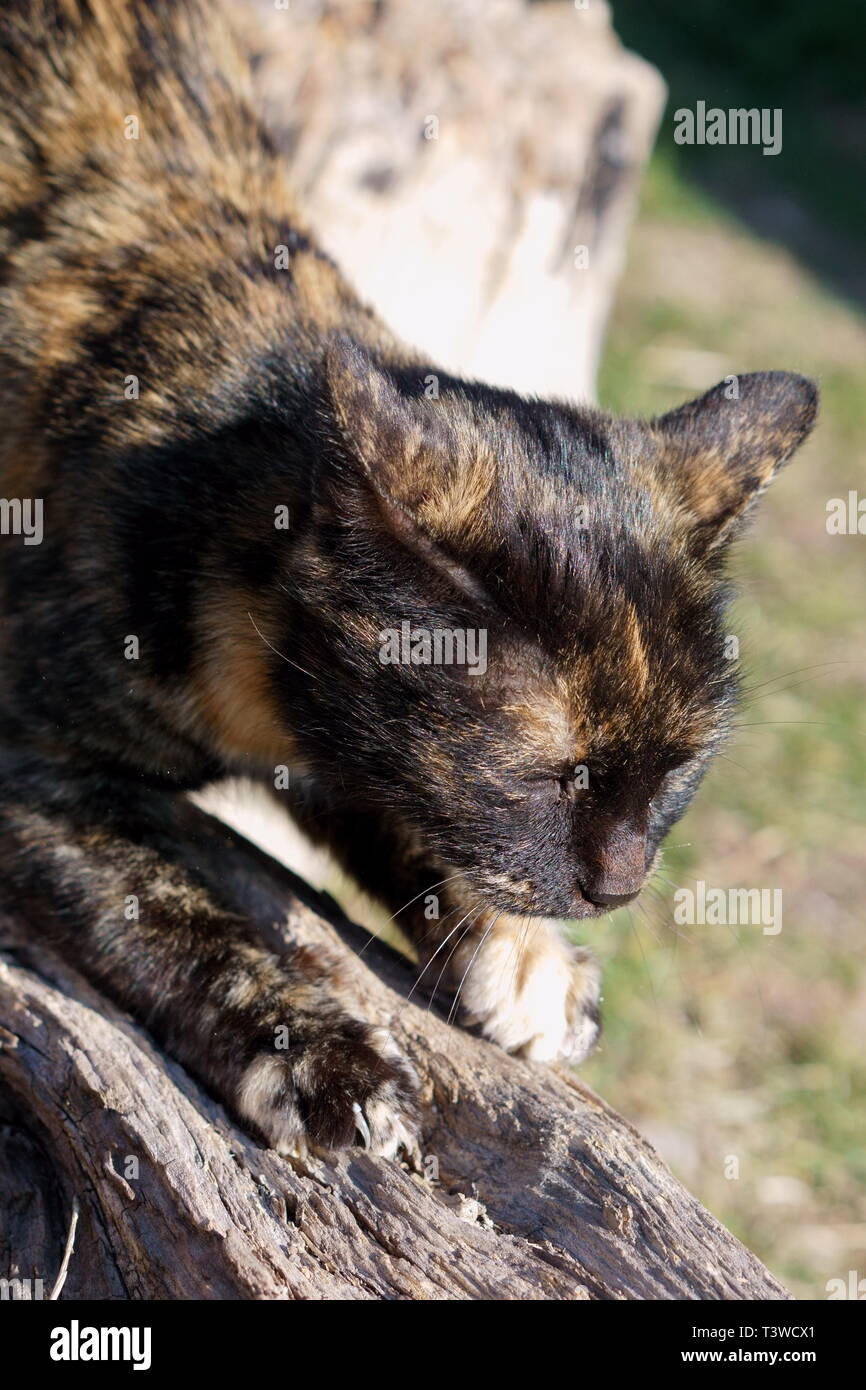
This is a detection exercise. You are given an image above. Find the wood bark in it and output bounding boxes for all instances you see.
[0,816,789,1300]
[0,0,790,1302]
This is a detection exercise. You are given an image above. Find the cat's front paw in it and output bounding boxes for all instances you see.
[236,1020,419,1160]
[454,920,601,1064]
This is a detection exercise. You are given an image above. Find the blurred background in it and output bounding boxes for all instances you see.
[585,0,866,1299]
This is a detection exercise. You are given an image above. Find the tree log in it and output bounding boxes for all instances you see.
[247,0,666,401]
[0,0,788,1302]
[0,812,789,1300]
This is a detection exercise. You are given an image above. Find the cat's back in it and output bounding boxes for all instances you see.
[0,0,327,465]
[0,0,258,198]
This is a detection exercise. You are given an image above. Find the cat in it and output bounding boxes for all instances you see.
[0,0,817,1156]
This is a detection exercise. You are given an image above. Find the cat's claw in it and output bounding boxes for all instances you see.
[352,1100,372,1150]
[236,1020,419,1159]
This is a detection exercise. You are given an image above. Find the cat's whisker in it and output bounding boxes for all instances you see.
[356,874,466,958]
[246,611,318,681]
[719,918,768,1026]
[643,883,694,943]
[408,905,478,1000]
[623,907,659,1015]
[429,911,484,1013]
[633,896,662,944]
[386,873,464,924]
[447,912,502,1027]
[499,912,532,1014]
[414,899,467,951]
[739,659,848,697]
[715,751,752,774]
[735,719,866,737]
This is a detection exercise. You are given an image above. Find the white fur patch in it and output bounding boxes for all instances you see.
[236,1054,306,1154]
[362,1028,421,1161]
[454,918,600,1064]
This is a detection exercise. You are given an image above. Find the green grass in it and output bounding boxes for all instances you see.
[585,149,866,1297]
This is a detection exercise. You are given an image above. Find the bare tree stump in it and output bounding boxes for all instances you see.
[0,0,787,1302]
[248,0,666,401]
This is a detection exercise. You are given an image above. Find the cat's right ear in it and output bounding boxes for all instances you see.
[323,337,495,605]
[648,371,818,551]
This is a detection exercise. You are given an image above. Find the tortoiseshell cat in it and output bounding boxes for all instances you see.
[0,0,817,1155]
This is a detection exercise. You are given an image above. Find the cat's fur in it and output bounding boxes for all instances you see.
[0,0,817,1154]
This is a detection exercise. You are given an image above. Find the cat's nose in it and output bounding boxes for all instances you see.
[580,816,647,908]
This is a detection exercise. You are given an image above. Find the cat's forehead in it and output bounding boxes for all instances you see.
[488,499,713,648]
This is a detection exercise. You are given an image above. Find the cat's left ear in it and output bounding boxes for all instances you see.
[649,371,818,550]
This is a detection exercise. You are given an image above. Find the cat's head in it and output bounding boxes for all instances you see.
[298,341,817,919]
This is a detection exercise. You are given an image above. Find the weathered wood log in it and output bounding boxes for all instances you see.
[0,0,787,1302]
[247,0,666,401]
[0,811,789,1300]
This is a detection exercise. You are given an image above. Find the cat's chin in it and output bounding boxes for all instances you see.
[483,895,609,924]
[522,890,643,923]
[563,892,611,921]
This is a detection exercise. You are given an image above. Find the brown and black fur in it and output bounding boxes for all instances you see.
[0,0,818,1152]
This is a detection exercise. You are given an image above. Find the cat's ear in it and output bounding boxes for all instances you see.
[324,337,494,604]
[326,337,456,513]
[649,371,818,550]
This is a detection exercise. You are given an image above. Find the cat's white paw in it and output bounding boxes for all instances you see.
[452,918,600,1064]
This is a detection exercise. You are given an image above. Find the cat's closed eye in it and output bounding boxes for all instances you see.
[660,747,698,777]
[558,767,584,802]
[521,764,585,801]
